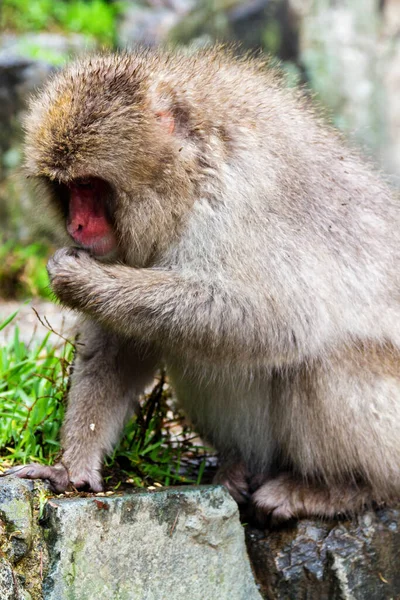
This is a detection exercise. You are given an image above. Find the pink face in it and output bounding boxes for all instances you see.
[66,178,117,257]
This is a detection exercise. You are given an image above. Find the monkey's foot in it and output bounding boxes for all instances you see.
[3,462,104,494]
[4,463,70,493]
[252,473,377,523]
[213,461,250,504]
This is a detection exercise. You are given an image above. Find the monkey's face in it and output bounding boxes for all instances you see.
[64,178,117,258]
[24,54,199,266]
[39,175,120,260]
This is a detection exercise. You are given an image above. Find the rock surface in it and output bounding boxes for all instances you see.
[0,558,26,600]
[118,4,186,48]
[0,54,53,178]
[0,477,42,600]
[0,478,34,565]
[0,477,399,599]
[290,0,400,181]
[246,506,400,599]
[0,32,96,240]
[41,485,262,600]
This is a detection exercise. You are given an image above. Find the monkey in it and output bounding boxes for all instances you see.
[9,47,400,521]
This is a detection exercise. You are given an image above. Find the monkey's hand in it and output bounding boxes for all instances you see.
[46,246,305,364]
[4,460,104,494]
[47,247,102,309]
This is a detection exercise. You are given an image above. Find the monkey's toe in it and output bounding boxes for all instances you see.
[251,473,379,523]
[70,476,104,493]
[4,463,70,493]
[251,473,300,524]
[68,465,104,493]
[4,463,104,494]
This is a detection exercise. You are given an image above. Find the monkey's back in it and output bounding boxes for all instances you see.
[27,47,400,353]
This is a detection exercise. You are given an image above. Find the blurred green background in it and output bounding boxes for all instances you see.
[0,0,399,481]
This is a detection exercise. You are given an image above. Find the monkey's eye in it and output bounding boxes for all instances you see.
[73,178,94,190]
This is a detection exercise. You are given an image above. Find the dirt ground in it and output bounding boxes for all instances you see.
[0,299,77,345]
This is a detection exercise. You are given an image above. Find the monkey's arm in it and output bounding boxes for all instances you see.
[8,319,159,492]
[47,247,325,364]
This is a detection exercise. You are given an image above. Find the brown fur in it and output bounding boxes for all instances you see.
[10,47,400,519]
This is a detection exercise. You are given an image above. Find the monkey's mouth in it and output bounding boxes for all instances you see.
[65,178,117,257]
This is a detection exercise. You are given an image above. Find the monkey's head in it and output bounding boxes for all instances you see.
[24,52,211,265]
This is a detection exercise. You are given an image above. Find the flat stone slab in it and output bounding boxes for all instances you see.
[42,485,262,600]
[2,476,400,599]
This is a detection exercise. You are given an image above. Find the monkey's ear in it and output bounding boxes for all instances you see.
[155,110,175,135]
[150,82,189,137]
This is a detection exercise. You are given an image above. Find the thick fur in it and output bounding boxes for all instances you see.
[13,47,400,518]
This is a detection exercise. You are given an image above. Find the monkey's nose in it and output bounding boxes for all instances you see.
[67,218,85,237]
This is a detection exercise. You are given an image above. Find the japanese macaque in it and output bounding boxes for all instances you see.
[10,47,400,521]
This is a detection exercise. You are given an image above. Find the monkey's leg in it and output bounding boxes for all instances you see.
[251,473,380,523]
[257,344,400,523]
[213,461,251,504]
[7,319,159,492]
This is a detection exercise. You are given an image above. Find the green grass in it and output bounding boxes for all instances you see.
[0,241,52,300]
[1,0,123,46]
[105,374,212,488]
[0,313,69,466]
[0,313,213,489]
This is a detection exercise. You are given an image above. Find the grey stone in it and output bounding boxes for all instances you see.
[42,485,262,600]
[290,0,400,181]
[246,505,400,599]
[0,478,34,564]
[0,56,51,161]
[118,5,183,47]
[0,53,55,237]
[0,557,28,600]
[0,32,97,239]
[0,33,96,64]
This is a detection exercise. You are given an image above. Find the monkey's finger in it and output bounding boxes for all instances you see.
[3,463,70,493]
[70,475,104,493]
